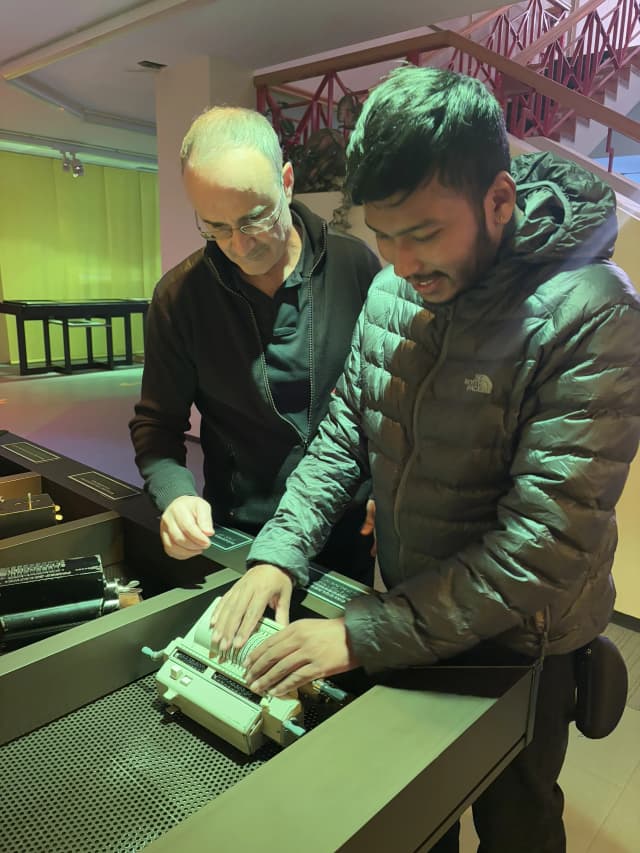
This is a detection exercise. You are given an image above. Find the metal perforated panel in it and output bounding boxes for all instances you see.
[1,674,283,853]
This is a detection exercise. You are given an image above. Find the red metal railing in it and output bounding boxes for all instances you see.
[491,0,640,142]
[442,0,569,86]
[255,0,640,181]
[257,72,366,157]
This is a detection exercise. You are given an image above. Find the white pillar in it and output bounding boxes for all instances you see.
[155,55,254,274]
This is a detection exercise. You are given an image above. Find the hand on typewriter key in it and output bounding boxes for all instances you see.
[243,617,360,697]
[210,563,293,653]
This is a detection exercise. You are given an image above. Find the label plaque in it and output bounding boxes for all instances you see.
[1,442,60,463]
[68,471,141,500]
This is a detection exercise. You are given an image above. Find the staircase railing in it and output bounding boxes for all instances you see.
[440,0,640,141]
[256,0,640,176]
[442,0,570,84]
[256,27,640,149]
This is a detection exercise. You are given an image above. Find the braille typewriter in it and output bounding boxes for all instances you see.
[141,577,368,756]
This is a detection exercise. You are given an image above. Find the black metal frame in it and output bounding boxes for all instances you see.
[0,299,149,375]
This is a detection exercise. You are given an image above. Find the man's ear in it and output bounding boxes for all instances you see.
[283,161,295,201]
[484,171,517,241]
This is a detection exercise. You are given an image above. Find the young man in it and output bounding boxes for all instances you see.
[211,68,640,851]
[129,107,380,582]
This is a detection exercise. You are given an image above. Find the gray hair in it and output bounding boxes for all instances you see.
[180,106,283,175]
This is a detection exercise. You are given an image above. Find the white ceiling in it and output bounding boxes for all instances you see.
[0,0,507,167]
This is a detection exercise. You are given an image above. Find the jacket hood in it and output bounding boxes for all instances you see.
[505,152,618,265]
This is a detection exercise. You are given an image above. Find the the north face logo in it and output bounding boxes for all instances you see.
[464,374,493,394]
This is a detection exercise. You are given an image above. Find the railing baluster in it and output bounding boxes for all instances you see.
[258,0,640,181]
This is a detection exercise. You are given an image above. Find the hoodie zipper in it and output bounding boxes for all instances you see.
[204,223,327,449]
[535,606,550,663]
[393,302,456,577]
[304,221,328,444]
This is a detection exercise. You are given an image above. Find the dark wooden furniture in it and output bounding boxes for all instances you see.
[0,299,150,375]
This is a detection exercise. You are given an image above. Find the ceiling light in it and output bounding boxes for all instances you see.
[71,155,84,177]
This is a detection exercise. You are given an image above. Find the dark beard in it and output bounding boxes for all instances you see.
[459,214,500,293]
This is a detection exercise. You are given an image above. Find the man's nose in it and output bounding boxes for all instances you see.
[230,228,256,255]
[391,241,423,280]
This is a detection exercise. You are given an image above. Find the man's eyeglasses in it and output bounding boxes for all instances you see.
[195,193,286,242]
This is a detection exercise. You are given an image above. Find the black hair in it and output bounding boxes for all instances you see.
[346,66,510,207]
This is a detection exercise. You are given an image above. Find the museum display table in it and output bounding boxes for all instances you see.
[0,433,540,852]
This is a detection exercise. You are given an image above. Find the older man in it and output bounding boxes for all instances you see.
[130,107,380,582]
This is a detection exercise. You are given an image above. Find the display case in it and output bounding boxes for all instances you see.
[0,430,250,596]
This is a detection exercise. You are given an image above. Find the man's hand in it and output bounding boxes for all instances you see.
[160,495,214,559]
[360,497,377,557]
[210,563,293,653]
[244,618,359,697]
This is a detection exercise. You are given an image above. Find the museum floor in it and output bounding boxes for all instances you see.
[1,363,638,852]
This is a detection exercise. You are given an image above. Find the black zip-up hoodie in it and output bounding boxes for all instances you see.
[130,200,380,534]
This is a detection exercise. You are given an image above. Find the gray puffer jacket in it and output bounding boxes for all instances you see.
[248,153,640,673]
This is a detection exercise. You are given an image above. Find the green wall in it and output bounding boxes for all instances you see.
[0,150,160,365]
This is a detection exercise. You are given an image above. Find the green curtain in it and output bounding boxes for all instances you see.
[0,150,160,365]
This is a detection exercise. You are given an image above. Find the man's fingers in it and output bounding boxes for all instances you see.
[194,501,214,537]
[211,583,270,652]
[247,647,318,696]
[273,585,292,626]
[178,519,212,548]
[360,498,376,535]
[160,527,204,559]
[162,514,211,549]
[265,664,318,698]
[215,591,264,651]
[160,497,215,560]
[211,590,251,652]
[209,566,294,654]
[162,526,207,550]
[246,643,301,687]
[233,596,271,648]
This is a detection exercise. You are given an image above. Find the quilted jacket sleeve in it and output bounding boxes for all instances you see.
[247,311,371,584]
[345,300,640,672]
